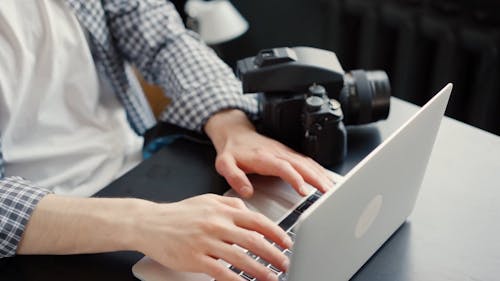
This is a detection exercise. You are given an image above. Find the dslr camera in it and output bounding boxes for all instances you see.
[236,47,391,166]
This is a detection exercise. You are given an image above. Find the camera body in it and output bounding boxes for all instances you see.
[236,47,391,166]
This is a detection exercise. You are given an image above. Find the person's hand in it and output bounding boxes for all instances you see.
[205,109,334,198]
[132,194,292,281]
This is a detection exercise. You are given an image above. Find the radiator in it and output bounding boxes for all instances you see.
[321,0,500,135]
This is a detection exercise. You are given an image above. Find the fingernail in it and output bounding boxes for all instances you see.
[323,179,334,192]
[300,185,309,195]
[284,235,293,247]
[241,186,252,196]
[267,271,278,281]
[281,258,290,271]
[328,179,335,190]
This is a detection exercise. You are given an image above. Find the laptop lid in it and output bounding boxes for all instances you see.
[288,84,452,281]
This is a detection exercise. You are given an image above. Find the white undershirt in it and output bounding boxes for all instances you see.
[0,0,143,196]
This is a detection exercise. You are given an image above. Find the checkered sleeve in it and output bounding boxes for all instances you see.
[0,176,52,257]
[104,0,258,131]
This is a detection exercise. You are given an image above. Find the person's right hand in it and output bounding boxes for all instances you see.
[132,194,292,281]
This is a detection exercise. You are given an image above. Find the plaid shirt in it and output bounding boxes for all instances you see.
[0,0,257,257]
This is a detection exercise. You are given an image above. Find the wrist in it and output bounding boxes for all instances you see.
[122,198,159,252]
[204,109,255,152]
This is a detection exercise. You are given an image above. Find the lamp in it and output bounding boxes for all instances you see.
[185,0,249,45]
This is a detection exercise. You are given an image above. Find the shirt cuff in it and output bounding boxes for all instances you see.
[0,176,52,257]
[159,79,258,132]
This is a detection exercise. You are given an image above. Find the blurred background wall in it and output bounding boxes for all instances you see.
[170,0,500,135]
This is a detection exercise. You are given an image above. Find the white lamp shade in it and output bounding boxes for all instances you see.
[185,0,249,44]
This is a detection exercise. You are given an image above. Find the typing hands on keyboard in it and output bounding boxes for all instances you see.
[221,191,322,281]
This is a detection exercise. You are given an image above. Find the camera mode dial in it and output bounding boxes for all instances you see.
[306,96,325,112]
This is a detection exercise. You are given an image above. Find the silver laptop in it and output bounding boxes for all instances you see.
[133,84,453,281]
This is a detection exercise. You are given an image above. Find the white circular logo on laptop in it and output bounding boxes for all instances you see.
[355,194,383,239]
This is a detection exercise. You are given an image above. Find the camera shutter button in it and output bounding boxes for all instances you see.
[308,84,327,97]
[306,96,324,112]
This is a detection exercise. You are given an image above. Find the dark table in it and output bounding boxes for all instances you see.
[1,98,499,280]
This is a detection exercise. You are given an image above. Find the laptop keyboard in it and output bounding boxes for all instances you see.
[224,191,323,281]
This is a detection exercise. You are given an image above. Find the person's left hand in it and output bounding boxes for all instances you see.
[205,109,334,198]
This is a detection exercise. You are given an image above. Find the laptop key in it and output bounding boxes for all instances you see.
[279,211,300,231]
[246,251,258,260]
[295,200,312,214]
[240,272,254,280]
[229,265,242,275]
[283,249,293,258]
[306,192,322,204]
[268,264,281,274]
[273,242,284,252]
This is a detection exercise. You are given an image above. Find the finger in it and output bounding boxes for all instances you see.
[210,243,278,281]
[198,256,242,281]
[278,154,333,194]
[233,210,293,250]
[275,142,333,187]
[273,142,334,193]
[251,153,307,196]
[303,156,336,186]
[216,154,254,198]
[279,155,327,193]
[325,169,337,182]
[216,196,248,210]
[224,227,289,273]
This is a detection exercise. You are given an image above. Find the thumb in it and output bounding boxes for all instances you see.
[215,154,254,198]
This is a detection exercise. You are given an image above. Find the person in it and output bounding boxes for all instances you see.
[0,1,333,280]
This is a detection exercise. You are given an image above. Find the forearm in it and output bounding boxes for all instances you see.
[103,0,257,131]
[17,194,148,255]
[19,193,294,281]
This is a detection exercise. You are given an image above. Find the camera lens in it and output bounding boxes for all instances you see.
[339,70,391,125]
